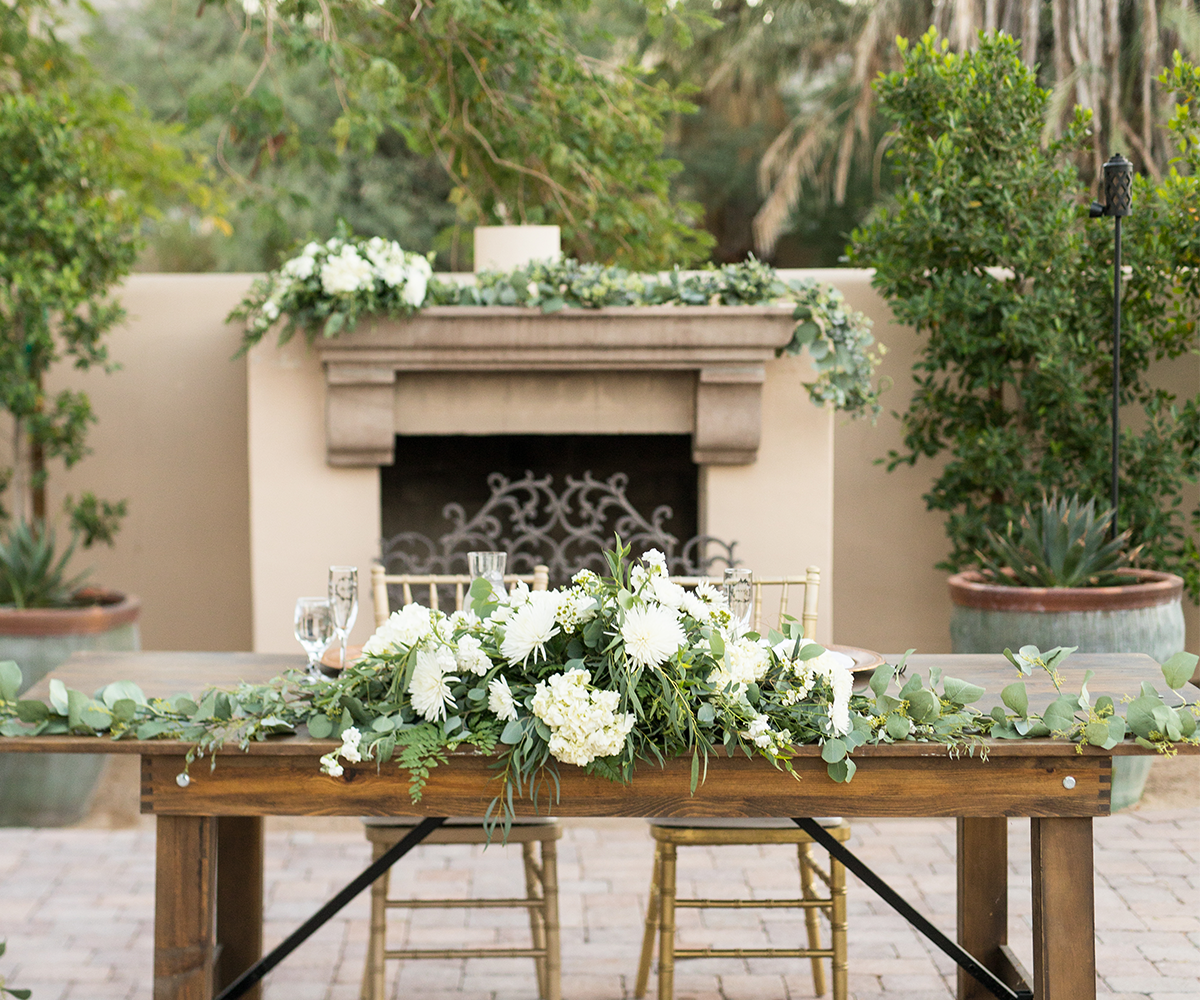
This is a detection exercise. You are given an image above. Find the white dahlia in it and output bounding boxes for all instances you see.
[620,604,685,670]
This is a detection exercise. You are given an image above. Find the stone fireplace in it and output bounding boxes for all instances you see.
[246,302,836,652]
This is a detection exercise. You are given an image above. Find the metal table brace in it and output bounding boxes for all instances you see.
[215,815,1031,1000]
[792,818,1032,1000]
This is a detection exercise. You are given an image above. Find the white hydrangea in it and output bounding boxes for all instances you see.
[281,250,317,281]
[487,675,518,722]
[408,646,458,722]
[363,602,434,655]
[621,604,685,670]
[500,590,560,665]
[531,669,635,767]
[320,244,374,295]
[363,237,408,287]
[455,634,493,676]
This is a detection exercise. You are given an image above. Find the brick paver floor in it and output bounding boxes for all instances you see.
[0,770,1196,1000]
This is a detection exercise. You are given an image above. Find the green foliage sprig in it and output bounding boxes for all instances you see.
[233,244,883,418]
[1,546,1196,822]
[0,941,31,1000]
[976,493,1136,589]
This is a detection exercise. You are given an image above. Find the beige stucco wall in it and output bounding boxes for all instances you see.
[39,271,1198,660]
[43,274,255,651]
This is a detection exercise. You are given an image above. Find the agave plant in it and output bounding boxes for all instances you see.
[0,522,89,609]
[976,494,1139,589]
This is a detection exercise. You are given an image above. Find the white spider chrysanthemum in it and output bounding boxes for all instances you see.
[620,604,685,670]
[408,647,458,722]
[363,602,434,655]
[487,675,518,722]
[455,634,492,676]
[501,591,561,665]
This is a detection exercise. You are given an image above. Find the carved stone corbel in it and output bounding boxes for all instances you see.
[325,364,396,466]
[692,365,765,465]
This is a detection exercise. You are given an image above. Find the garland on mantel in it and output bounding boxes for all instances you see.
[0,545,1196,827]
[230,232,883,419]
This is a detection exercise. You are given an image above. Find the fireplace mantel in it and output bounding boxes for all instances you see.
[316,304,797,466]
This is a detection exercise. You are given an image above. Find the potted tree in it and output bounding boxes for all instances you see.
[849,33,1199,807]
[0,0,208,824]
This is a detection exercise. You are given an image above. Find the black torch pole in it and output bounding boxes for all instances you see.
[1111,212,1121,540]
[1091,153,1133,541]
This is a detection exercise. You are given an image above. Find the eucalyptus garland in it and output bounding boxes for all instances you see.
[230,234,882,419]
[0,547,1196,824]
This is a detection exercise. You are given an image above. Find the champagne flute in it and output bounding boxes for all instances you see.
[328,566,359,671]
[294,597,335,679]
[723,567,754,631]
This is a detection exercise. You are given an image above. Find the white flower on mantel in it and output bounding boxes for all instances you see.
[501,591,560,665]
[621,604,685,670]
[320,244,374,295]
[408,647,458,722]
[403,256,432,307]
[487,675,518,722]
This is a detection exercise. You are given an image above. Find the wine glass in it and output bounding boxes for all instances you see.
[328,566,359,671]
[468,551,507,599]
[723,567,754,631]
[294,597,334,679]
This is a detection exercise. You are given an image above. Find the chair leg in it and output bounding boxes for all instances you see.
[657,843,677,1000]
[829,850,848,1000]
[540,836,562,1000]
[523,842,548,1000]
[634,843,663,999]
[362,844,389,1000]
[798,842,828,997]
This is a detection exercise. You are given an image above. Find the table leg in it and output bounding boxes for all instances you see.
[217,816,264,1000]
[154,815,217,1000]
[956,817,1008,999]
[1031,817,1096,1000]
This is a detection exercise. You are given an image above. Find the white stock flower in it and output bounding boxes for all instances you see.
[641,549,668,574]
[501,591,560,665]
[320,244,374,295]
[408,647,458,722]
[621,604,685,670]
[338,726,363,763]
[363,602,434,655]
[455,634,493,676]
[319,752,343,777]
[531,669,635,767]
[487,675,518,722]
[555,591,596,630]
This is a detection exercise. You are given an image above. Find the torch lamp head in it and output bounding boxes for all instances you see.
[1103,154,1133,217]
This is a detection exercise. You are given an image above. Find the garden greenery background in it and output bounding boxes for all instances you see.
[2,0,1197,598]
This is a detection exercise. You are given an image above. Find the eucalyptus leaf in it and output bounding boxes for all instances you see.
[0,660,22,702]
[885,713,911,740]
[1161,651,1198,690]
[820,738,846,763]
[1001,682,1029,717]
[826,757,856,783]
[308,714,334,739]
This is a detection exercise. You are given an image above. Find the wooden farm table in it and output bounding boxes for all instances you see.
[7,650,1194,1000]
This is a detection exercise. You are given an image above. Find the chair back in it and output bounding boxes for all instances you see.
[371,564,550,627]
[670,566,820,639]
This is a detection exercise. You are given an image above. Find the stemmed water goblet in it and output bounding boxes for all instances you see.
[723,567,754,631]
[293,597,334,679]
[328,566,359,671]
[467,551,507,599]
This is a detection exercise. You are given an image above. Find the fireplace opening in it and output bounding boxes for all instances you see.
[379,434,729,585]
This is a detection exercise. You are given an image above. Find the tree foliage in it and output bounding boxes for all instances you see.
[0,0,210,575]
[851,30,1199,599]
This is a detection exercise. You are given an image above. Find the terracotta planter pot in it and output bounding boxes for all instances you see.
[0,590,141,827]
[948,568,1185,811]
